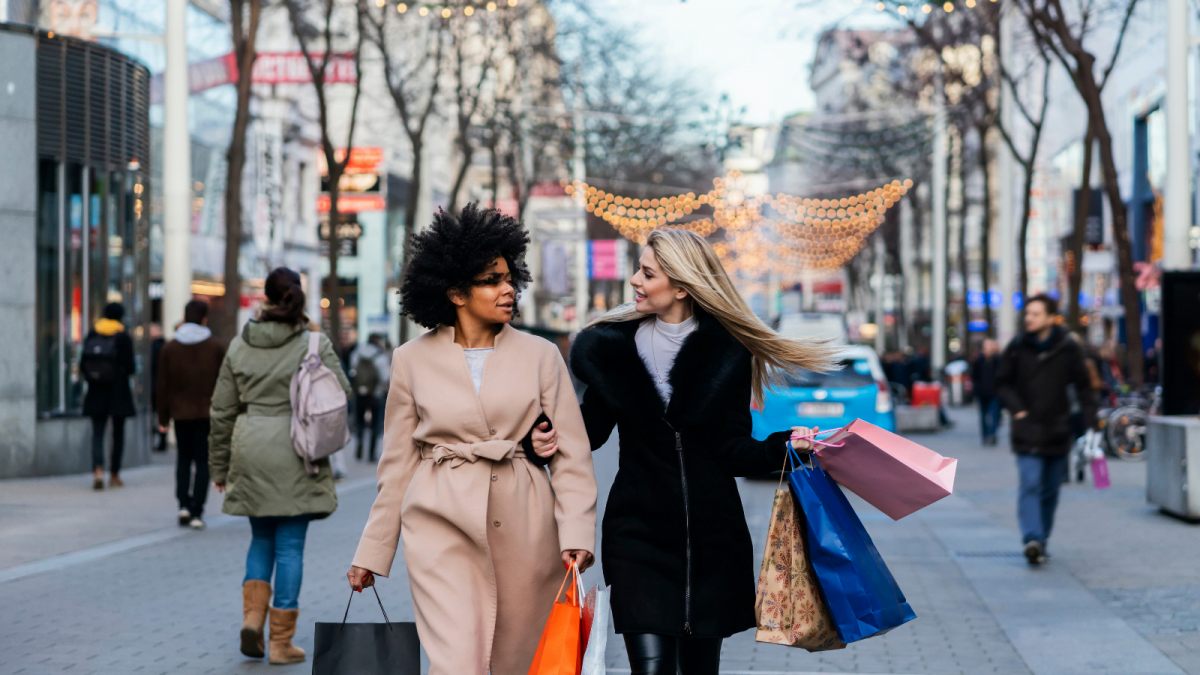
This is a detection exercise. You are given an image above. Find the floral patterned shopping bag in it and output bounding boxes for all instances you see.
[754,465,846,652]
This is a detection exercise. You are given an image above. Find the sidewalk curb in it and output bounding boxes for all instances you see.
[0,476,377,585]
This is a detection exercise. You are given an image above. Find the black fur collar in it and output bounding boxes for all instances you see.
[570,308,750,427]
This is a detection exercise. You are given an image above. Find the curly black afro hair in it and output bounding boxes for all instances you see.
[400,203,533,329]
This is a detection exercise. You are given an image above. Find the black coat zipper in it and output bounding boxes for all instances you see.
[666,420,694,635]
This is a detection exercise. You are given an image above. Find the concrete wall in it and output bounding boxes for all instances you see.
[31,414,152,477]
[0,28,38,478]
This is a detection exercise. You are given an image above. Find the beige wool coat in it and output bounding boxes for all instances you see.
[352,324,597,675]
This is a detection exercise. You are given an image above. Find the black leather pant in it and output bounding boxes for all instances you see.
[624,633,722,675]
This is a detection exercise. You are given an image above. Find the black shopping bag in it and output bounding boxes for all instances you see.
[313,586,420,675]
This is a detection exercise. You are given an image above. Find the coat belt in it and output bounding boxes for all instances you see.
[422,440,521,468]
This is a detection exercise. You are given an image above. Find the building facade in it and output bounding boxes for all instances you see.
[1,24,154,478]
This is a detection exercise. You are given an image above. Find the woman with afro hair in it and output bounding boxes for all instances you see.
[347,204,598,675]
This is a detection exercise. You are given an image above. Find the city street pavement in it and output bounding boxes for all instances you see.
[3,407,1200,674]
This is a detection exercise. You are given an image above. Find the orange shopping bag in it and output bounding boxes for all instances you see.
[528,565,585,675]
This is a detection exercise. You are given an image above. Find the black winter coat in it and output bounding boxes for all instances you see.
[996,326,1095,457]
[81,330,137,418]
[570,310,792,638]
[971,354,1002,399]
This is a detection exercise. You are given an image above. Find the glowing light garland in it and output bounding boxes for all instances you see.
[382,0,518,15]
[564,171,913,279]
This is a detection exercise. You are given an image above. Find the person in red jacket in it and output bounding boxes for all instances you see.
[157,299,227,529]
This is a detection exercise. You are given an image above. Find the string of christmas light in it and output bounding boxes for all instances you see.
[563,171,912,274]
[860,0,996,15]
[375,0,520,16]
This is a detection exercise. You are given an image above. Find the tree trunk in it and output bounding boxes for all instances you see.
[1034,11,1144,386]
[447,133,472,214]
[956,135,969,352]
[216,0,260,341]
[489,119,501,208]
[1068,127,1094,331]
[326,170,342,351]
[1091,108,1144,386]
[976,123,995,336]
[398,141,422,344]
[1017,161,1034,310]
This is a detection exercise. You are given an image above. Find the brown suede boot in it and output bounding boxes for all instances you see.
[268,607,305,665]
[240,580,271,658]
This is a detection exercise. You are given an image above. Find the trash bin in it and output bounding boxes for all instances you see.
[1146,416,1200,521]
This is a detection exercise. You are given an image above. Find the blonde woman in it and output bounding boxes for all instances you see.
[533,229,834,675]
[346,205,597,675]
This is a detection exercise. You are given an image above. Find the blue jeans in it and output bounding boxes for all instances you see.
[245,516,310,610]
[978,396,1001,441]
[1016,454,1068,546]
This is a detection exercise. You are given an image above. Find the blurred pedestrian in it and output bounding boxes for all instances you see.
[149,322,167,452]
[534,229,832,675]
[997,294,1096,565]
[81,302,136,490]
[909,345,932,388]
[1144,338,1162,386]
[209,267,350,665]
[347,333,390,462]
[972,339,1003,446]
[157,300,226,530]
[347,205,598,675]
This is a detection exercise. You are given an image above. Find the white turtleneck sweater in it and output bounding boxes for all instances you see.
[635,314,698,404]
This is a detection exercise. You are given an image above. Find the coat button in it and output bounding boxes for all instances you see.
[491,474,498,482]
[493,520,501,528]
[489,428,497,435]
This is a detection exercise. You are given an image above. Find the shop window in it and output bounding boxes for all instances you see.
[65,164,84,411]
[36,160,61,414]
[89,170,107,326]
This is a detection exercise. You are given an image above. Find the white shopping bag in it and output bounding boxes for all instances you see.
[580,585,610,675]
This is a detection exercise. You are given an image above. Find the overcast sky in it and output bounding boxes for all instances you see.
[591,0,881,124]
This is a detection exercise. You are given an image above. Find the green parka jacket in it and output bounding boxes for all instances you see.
[208,320,351,518]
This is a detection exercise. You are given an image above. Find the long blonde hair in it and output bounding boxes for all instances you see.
[589,229,838,407]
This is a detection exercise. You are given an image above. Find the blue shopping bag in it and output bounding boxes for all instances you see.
[787,449,917,643]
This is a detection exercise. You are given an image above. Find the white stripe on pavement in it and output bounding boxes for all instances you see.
[608,671,919,675]
[0,475,377,585]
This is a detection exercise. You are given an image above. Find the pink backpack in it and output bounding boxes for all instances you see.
[290,332,350,475]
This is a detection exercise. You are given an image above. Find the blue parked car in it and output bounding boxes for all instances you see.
[752,345,896,440]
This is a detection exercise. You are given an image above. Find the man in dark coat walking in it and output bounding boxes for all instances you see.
[997,294,1096,565]
[972,338,1003,445]
[82,302,137,490]
[157,300,226,529]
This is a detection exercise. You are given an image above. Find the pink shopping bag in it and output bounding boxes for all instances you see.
[1091,456,1111,489]
[804,419,957,520]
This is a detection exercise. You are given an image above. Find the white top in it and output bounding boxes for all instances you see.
[463,348,494,393]
[635,315,698,404]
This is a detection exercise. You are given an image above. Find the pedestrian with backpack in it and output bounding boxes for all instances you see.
[348,333,389,461]
[208,267,351,665]
[82,302,136,491]
[156,299,226,530]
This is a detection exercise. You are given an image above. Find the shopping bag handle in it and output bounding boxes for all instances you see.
[553,564,583,610]
[342,585,393,629]
[788,444,826,476]
[790,426,846,448]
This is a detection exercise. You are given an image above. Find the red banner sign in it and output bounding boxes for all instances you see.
[317,194,386,213]
[253,52,357,85]
[151,52,357,104]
